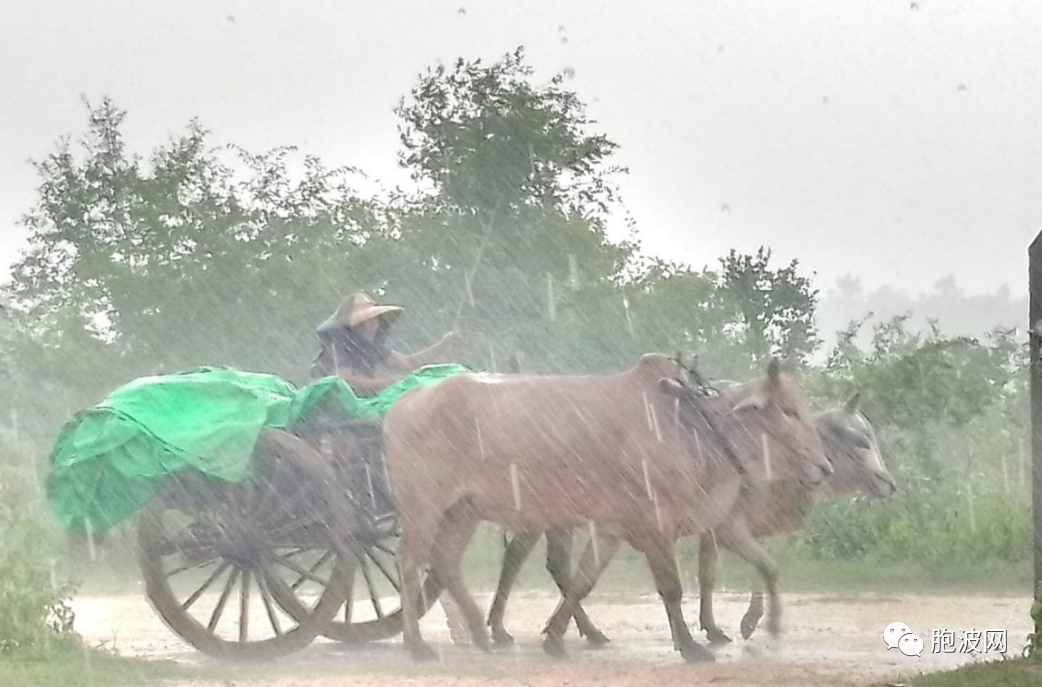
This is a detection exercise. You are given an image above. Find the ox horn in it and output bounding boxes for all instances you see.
[766,358,782,385]
[844,392,861,414]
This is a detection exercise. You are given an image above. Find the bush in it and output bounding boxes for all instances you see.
[800,481,1029,564]
[0,459,77,652]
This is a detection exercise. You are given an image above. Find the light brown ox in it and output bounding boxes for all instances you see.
[383,354,832,662]
[482,393,896,648]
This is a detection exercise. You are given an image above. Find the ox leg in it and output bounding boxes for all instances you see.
[742,587,766,641]
[440,595,470,645]
[400,528,436,661]
[641,538,714,663]
[718,522,779,640]
[431,512,491,652]
[698,531,733,645]
[541,532,620,658]
[487,530,541,646]
[546,529,609,646]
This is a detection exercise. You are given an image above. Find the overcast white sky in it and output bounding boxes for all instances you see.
[2,0,1040,296]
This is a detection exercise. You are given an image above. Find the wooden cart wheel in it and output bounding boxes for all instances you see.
[138,431,352,660]
[267,511,442,645]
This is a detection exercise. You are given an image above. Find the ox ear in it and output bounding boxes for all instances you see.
[766,358,782,386]
[844,392,861,414]
[657,377,687,398]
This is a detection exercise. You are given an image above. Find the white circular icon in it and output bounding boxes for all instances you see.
[899,633,924,657]
[884,621,912,649]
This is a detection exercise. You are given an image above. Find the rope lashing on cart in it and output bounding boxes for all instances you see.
[45,364,469,535]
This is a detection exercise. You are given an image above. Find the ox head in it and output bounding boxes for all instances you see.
[723,359,832,486]
[814,393,896,498]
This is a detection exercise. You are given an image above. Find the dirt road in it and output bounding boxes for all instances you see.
[73,587,1031,686]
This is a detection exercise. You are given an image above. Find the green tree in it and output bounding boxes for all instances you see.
[3,99,387,441]
[718,247,819,371]
[387,48,636,372]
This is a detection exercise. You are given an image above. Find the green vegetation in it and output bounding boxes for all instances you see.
[910,659,1042,687]
[0,639,193,687]
[0,448,74,652]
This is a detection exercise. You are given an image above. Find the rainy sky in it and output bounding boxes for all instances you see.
[2,0,1040,296]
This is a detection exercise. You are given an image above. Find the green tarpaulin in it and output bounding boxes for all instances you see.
[45,364,468,535]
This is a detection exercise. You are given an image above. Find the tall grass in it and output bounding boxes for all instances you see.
[0,432,76,652]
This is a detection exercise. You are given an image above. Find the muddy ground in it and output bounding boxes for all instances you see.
[74,588,1030,686]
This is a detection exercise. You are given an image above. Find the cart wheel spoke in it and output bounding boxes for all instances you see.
[370,538,396,557]
[166,551,221,578]
[359,556,384,620]
[256,573,283,637]
[290,550,333,591]
[239,569,251,643]
[182,560,231,611]
[207,567,241,632]
[365,547,401,593]
[275,555,331,587]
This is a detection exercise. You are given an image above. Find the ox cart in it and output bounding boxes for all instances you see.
[46,366,463,660]
[136,418,443,660]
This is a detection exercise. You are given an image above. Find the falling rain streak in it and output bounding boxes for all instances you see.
[476,418,486,460]
[642,458,653,500]
[365,463,376,511]
[546,273,556,321]
[761,432,771,481]
[84,518,97,562]
[510,463,521,510]
[673,398,680,442]
[588,521,599,566]
[649,403,662,442]
[381,452,393,498]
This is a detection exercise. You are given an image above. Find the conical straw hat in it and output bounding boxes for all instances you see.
[316,292,403,334]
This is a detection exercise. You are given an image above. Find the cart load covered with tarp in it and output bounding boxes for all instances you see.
[45,364,468,536]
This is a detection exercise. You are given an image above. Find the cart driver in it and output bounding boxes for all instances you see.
[311,292,466,390]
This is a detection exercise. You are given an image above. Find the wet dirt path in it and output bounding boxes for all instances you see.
[73,588,1031,686]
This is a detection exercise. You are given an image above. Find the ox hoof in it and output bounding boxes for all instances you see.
[584,630,611,648]
[491,627,515,647]
[448,629,471,646]
[705,627,733,646]
[472,633,493,653]
[766,616,781,639]
[542,635,568,659]
[679,641,715,663]
[740,614,762,640]
[408,642,438,662]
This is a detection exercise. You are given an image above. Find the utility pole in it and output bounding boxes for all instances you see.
[1027,230,1042,642]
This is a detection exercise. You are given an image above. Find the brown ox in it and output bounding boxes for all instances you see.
[483,394,896,648]
[383,354,831,661]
